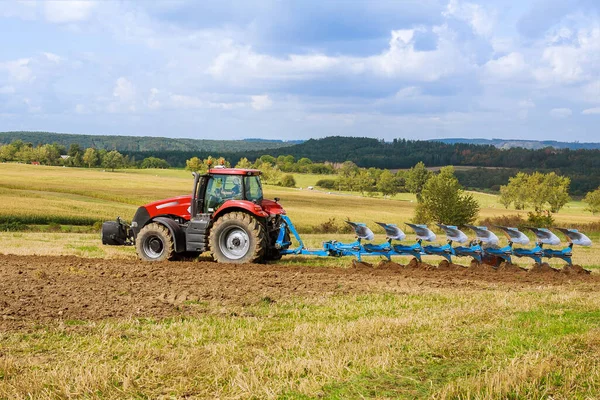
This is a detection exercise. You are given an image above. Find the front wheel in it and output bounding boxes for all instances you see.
[136,223,176,262]
[209,212,266,264]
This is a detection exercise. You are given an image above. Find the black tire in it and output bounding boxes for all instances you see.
[136,223,176,262]
[209,212,266,264]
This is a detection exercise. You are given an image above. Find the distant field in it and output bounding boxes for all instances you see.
[0,163,598,267]
[0,163,595,229]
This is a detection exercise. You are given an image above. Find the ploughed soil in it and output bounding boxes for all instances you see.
[0,255,596,330]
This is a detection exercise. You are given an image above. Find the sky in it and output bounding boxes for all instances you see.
[1,0,600,142]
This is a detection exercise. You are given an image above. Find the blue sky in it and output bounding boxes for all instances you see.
[1,0,600,141]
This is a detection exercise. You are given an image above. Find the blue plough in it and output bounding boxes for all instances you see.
[275,215,592,266]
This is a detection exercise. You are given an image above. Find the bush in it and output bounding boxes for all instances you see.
[280,174,296,188]
[310,217,353,234]
[316,179,337,189]
[0,218,27,232]
[48,222,62,232]
[527,211,555,228]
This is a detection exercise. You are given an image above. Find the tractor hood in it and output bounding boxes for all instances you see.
[144,195,192,220]
[261,199,286,215]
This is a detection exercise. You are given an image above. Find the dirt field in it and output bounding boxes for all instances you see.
[1,255,595,330]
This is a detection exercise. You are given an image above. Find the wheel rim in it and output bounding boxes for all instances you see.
[143,235,164,259]
[218,227,250,260]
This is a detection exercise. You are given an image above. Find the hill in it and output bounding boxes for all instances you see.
[0,131,296,152]
[431,138,600,150]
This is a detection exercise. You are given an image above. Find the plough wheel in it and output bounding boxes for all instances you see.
[210,212,266,264]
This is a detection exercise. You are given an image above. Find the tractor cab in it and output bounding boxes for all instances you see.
[197,168,264,214]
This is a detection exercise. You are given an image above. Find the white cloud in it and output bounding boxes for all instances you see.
[147,88,161,109]
[0,58,34,83]
[483,52,527,79]
[444,0,495,37]
[109,77,136,112]
[549,108,572,118]
[518,99,535,109]
[44,1,96,23]
[208,26,473,85]
[582,107,600,115]
[535,27,600,84]
[251,95,272,111]
[42,52,62,64]
[169,94,246,110]
[113,77,135,102]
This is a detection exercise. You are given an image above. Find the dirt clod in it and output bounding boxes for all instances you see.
[437,260,467,271]
[377,260,404,269]
[530,263,559,274]
[562,264,591,275]
[352,260,374,268]
[497,262,527,273]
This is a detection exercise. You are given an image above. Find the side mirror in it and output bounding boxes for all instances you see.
[274,197,280,203]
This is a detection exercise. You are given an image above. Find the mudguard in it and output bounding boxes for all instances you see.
[151,217,186,253]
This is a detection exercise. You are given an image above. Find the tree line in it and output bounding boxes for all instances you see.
[0,140,168,170]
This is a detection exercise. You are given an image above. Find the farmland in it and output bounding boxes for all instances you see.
[1,163,600,398]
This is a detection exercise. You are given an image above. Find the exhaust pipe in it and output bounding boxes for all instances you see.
[101,217,133,246]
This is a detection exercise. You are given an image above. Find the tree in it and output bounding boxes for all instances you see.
[141,157,170,169]
[499,171,571,213]
[543,172,571,213]
[377,169,398,197]
[83,148,99,168]
[68,143,82,157]
[499,172,529,210]
[260,155,276,164]
[280,174,296,187]
[102,150,124,171]
[355,170,374,195]
[235,157,253,169]
[185,157,206,173]
[260,163,282,185]
[584,187,600,215]
[415,166,480,225]
[0,143,18,161]
[406,162,432,202]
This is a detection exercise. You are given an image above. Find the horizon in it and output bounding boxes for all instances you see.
[2,1,600,141]
[3,130,600,146]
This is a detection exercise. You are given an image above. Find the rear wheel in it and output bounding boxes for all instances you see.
[136,223,175,262]
[210,212,266,264]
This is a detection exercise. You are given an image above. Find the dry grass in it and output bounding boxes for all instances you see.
[2,290,600,398]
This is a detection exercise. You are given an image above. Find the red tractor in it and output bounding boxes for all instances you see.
[102,167,287,263]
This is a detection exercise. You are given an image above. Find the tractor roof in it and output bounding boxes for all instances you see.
[208,167,261,176]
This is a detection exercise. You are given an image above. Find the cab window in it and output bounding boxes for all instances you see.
[244,175,263,202]
[204,174,243,212]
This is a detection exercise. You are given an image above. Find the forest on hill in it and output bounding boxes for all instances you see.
[121,137,600,195]
[0,131,296,152]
